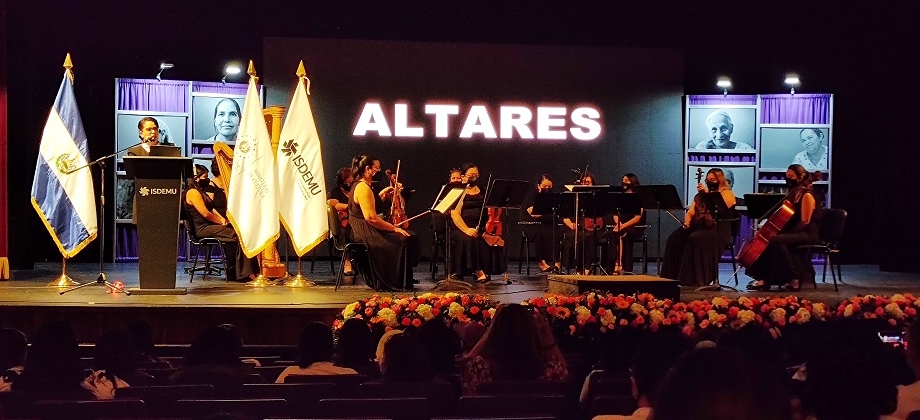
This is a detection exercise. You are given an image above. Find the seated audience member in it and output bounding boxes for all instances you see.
[376,329,403,364]
[126,319,168,365]
[13,321,95,399]
[894,317,920,419]
[276,322,357,383]
[92,329,156,388]
[456,322,486,359]
[0,328,27,392]
[334,318,381,379]
[716,325,787,382]
[653,347,791,420]
[169,325,256,391]
[416,319,462,377]
[462,304,568,395]
[590,334,691,420]
[803,321,899,420]
[378,333,442,383]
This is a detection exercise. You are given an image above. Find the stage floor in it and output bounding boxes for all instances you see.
[2,261,919,307]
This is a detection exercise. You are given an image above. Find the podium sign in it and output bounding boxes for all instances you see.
[124,156,193,294]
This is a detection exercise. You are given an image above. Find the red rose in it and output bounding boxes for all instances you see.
[469,306,481,315]
[432,308,440,316]
[635,315,645,324]
[889,319,898,326]
[597,308,607,316]
[876,307,886,316]
[907,308,917,316]
[380,302,390,309]
[401,317,411,326]
[729,307,740,317]
[547,306,557,314]
[365,308,374,316]
[408,302,419,311]
[412,319,422,327]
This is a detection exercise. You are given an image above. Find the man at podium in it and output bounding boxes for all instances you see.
[127,117,165,157]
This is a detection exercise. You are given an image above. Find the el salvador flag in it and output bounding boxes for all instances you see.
[30,69,97,258]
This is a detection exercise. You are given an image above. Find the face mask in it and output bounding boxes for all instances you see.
[466,177,479,187]
[785,178,797,188]
[197,179,210,189]
[621,183,631,190]
[706,181,719,191]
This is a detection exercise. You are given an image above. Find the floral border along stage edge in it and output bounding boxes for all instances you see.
[334,291,920,339]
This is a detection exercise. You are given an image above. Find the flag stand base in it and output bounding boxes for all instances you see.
[49,257,78,287]
[246,274,274,287]
[283,274,315,288]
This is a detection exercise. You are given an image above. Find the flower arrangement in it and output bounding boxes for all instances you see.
[334,291,920,342]
[334,292,500,332]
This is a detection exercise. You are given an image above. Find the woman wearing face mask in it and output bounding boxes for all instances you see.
[349,155,415,291]
[184,165,258,282]
[745,164,822,291]
[659,168,736,286]
[562,173,603,275]
[525,174,561,273]
[451,162,507,283]
[606,173,647,274]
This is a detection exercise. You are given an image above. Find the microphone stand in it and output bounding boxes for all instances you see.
[60,141,144,295]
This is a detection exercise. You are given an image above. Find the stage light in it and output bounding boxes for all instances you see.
[716,77,732,96]
[156,63,174,81]
[784,73,800,95]
[222,63,242,84]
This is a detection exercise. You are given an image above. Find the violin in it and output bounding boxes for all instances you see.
[736,171,822,267]
[388,160,408,227]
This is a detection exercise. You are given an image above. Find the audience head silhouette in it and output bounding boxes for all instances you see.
[479,304,544,380]
[14,321,89,398]
[186,325,243,367]
[297,322,335,368]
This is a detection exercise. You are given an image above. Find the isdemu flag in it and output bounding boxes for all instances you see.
[276,63,328,256]
[226,74,280,258]
[30,67,98,258]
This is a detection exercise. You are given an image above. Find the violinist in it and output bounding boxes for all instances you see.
[450,163,507,283]
[660,168,736,286]
[525,174,562,273]
[563,172,603,275]
[606,173,646,274]
[348,155,415,291]
[745,164,822,291]
[327,167,354,276]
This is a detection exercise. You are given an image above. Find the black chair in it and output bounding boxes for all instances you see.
[475,380,567,396]
[315,397,430,420]
[431,212,449,279]
[799,208,847,292]
[719,215,741,285]
[589,395,638,417]
[326,205,371,290]
[355,382,456,415]
[28,399,146,420]
[309,236,336,274]
[182,218,231,282]
[172,398,289,419]
[116,384,214,416]
[519,227,534,275]
[282,373,369,391]
[235,383,337,414]
[454,395,566,418]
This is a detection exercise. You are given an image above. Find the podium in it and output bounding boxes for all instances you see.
[124,156,193,294]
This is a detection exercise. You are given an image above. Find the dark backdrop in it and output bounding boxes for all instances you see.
[4,1,919,272]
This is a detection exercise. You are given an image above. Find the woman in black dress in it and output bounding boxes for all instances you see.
[526,174,562,273]
[348,155,413,291]
[185,165,257,282]
[451,163,507,283]
[745,164,821,291]
[562,173,602,275]
[327,167,354,275]
[659,168,735,286]
[607,173,647,274]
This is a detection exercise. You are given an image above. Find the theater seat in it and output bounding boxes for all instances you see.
[27,399,146,420]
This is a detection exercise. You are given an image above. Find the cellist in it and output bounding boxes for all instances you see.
[745,164,822,291]
[450,162,507,283]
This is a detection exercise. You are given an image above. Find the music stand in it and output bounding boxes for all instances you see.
[432,185,470,290]
[601,192,642,274]
[634,185,685,275]
[562,185,615,275]
[696,192,739,292]
[531,192,563,274]
[742,193,785,231]
[482,179,530,284]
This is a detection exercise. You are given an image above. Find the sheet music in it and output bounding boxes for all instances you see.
[434,188,465,214]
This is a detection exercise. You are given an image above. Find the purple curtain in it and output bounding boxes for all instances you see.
[688,95,758,106]
[192,81,249,95]
[117,79,189,112]
[760,94,832,124]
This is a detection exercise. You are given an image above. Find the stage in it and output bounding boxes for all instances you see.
[0,261,917,344]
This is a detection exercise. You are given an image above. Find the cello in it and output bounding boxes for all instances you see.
[388,160,408,227]
[736,171,822,268]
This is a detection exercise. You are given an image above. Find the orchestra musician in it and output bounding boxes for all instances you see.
[606,173,647,274]
[348,155,415,291]
[327,167,354,276]
[184,164,258,282]
[659,168,736,286]
[562,172,603,275]
[745,164,822,291]
[207,158,228,217]
[449,168,463,185]
[525,174,562,273]
[450,163,507,283]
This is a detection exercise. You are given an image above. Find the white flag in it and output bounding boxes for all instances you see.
[277,64,328,256]
[226,76,280,258]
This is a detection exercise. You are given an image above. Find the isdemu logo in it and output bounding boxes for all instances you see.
[353,101,603,141]
[138,186,177,196]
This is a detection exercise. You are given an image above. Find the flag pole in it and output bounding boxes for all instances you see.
[49,256,78,287]
[244,60,275,288]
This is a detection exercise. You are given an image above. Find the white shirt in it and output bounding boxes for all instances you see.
[892,380,920,419]
[274,361,358,383]
[792,148,828,171]
[593,407,651,420]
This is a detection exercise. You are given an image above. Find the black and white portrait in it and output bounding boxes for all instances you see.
[688,107,757,150]
[760,127,829,171]
[115,113,188,156]
[192,95,245,142]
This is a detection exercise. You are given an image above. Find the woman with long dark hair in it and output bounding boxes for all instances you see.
[607,173,647,274]
[745,164,822,291]
[562,172,603,274]
[525,174,562,273]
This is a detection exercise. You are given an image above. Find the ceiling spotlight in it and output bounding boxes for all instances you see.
[784,73,800,95]
[222,63,242,84]
[156,63,174,81]
[716,77,732,96]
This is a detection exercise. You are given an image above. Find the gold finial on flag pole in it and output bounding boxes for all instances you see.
[247,60,258,83]
[296,60,312,95]
[63,53,74,82]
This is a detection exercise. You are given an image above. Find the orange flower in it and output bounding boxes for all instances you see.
[401,317,411,326]
[412,319,422,327]
[469,306,481,315]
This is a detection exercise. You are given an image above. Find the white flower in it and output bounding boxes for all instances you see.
[796,308,811,324]
[770,308,787,323]
[377,308,398,327]
[488,308,497,318]
[416,304,434,321]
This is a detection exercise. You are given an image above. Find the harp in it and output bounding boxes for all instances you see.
[211,109,288,279]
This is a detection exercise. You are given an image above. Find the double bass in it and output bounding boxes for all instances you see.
[736,171,822,267]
